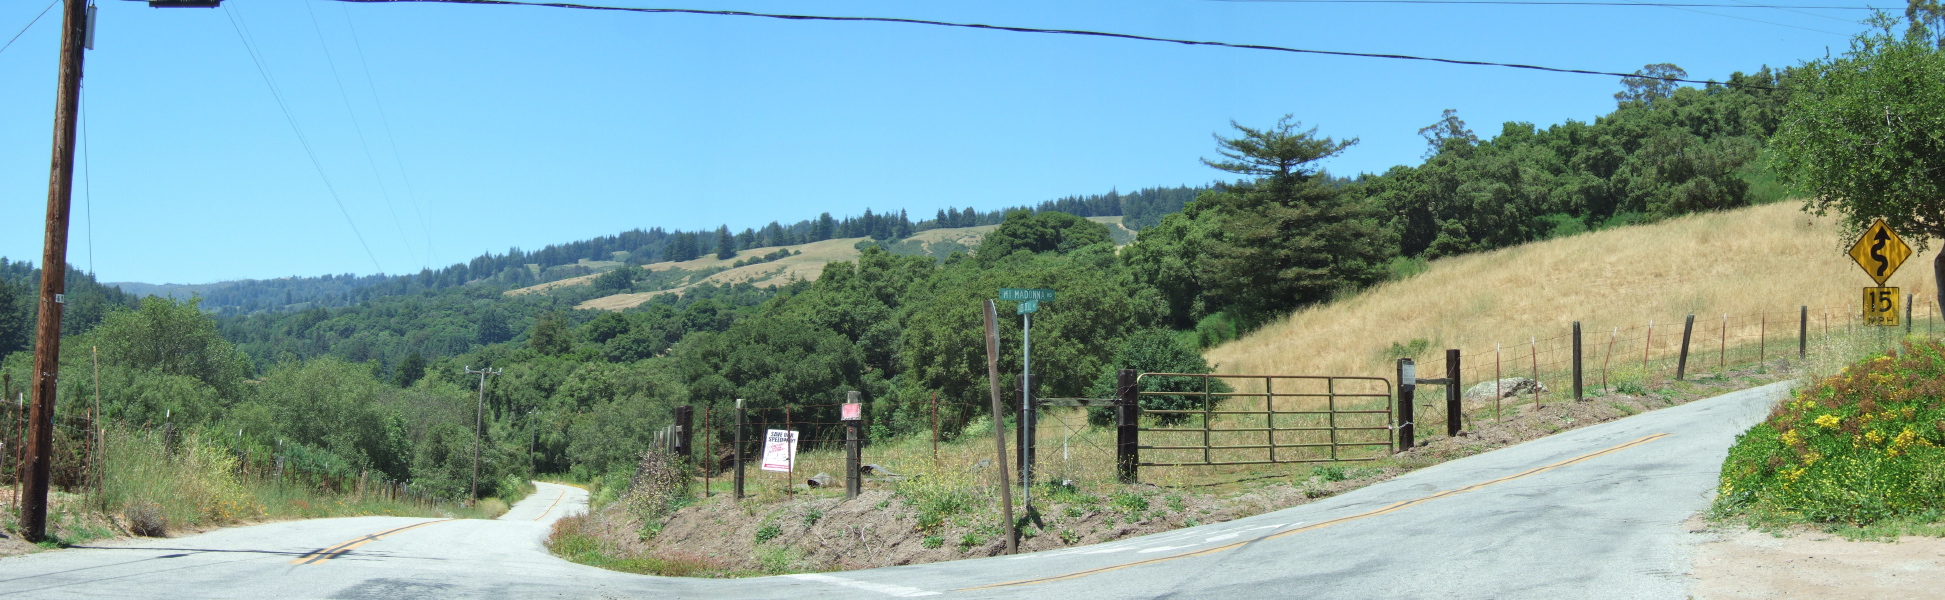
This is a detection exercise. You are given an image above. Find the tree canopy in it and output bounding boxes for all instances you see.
[1772,14,1945,291]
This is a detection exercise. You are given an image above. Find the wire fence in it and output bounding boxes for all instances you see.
[1401,297,1940,438]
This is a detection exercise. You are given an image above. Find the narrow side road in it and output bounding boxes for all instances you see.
[0,382,1790,599]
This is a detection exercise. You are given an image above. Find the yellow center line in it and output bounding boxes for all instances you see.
[534,489,566,522]
[288,519,456,565]
[957,433,1671,591]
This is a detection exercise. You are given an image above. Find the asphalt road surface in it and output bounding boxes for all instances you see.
[0,381,1792,599]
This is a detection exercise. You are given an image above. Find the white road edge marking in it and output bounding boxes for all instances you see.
[787,573,941,597]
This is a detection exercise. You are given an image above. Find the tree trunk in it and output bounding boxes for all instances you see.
[1935,249,1944,317]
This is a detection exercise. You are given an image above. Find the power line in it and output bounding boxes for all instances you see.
[1231,0,1857,34]
[0,0,58,57]
[341,4,436,268]
[1609,0,1848,35]
[223,3,388,274]
[327,0,1778,89]
[1213,0,1881,8]
[303,0,423,269]
[81,84,93,276]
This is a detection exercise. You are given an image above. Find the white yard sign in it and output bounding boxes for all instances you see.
[760,429,798,473]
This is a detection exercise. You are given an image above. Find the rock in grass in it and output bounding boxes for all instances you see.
[1463,378,1548,402]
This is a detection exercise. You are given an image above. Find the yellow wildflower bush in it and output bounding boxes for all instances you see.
[1714,339,1945,525]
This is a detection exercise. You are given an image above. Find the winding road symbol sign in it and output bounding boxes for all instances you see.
[1849,219,1911,286]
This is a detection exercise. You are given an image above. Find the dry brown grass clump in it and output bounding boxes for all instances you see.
[1207,202,1938,382]
[123,500,167,537]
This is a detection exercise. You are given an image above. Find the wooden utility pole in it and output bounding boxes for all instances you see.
[464,366,501,501]
[22,0,90,544]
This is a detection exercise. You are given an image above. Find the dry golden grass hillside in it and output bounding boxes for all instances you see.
[574,237,871,310]
[554,216,1126,311]
[1205,202,1940,382]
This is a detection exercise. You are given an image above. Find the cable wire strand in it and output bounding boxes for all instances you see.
[0,0,59,57]
[341,3,435,267]
[326,0,1779,89]
[303,0,423,269]
[1212,0,1881,8]
[224,3,387,274]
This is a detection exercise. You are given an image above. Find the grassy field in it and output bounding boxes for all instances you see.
[1207,202,1937,387]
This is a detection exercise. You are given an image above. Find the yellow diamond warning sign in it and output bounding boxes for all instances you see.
[1849,219,1912,286]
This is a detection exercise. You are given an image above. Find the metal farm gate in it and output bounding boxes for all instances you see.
[1134,373,1393,468]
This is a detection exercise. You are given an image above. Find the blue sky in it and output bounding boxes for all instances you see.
[0,0,1876,284]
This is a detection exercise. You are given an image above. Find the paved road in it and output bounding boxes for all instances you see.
[0,382,1791,599]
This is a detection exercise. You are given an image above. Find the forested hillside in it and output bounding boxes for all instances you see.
[90,185,1207,316]
[0,63,1796,501]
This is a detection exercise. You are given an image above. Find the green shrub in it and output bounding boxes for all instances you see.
[754,523,782,544]
[1087,329,1231,426]
[1315,465,1349,482]
[1109,491,1149,514]
[1714,340,1945,525]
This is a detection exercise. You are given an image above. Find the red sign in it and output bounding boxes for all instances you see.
[841,403,862,421]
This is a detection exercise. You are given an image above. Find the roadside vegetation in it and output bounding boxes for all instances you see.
[1713,337,1945,537]
[544,353,1802,577]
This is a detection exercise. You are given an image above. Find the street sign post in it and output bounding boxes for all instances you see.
[997,287,1054,510]
[1850,219,1912,286]
[1865,287,1901,327]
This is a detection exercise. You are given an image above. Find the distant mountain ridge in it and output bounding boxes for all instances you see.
[72,184,1207,316]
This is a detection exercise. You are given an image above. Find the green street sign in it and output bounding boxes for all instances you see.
[998,288,1056,302]
[1016,299,1039,314]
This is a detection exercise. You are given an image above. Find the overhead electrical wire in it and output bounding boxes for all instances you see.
[1226,0,1856,34]
[0,0,58,57]
[341,4,436,268]
[303,0,423,269]
[223,3,388,274]
[327,0,1780,89]
[1211,0,1879,8]
[1714,0,1862,22]
[1608,0,1847,35]
[81,84,94,276]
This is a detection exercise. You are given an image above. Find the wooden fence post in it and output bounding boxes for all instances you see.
[1907,293,1914,336]
[673,405,693,459]
[1115,368,1140,484]
[1445,349,1462,437]
[1800,306,1809,359]
[845,391,862,501]
[1676,314,1695,381]
[733,399,745,501]
[703,406,712,498]
[1571,322,1583,401]
[1396,358,1415,451]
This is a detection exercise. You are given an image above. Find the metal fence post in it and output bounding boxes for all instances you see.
[733,399,745,501]
[1115,368,1139,484]
[1396,358,1415,452]
[1445,349,1462,437]
[1907,293,1914,336]
[845,391,861,501]
[1571,322,1584,401]
[1676,314,1695,381]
